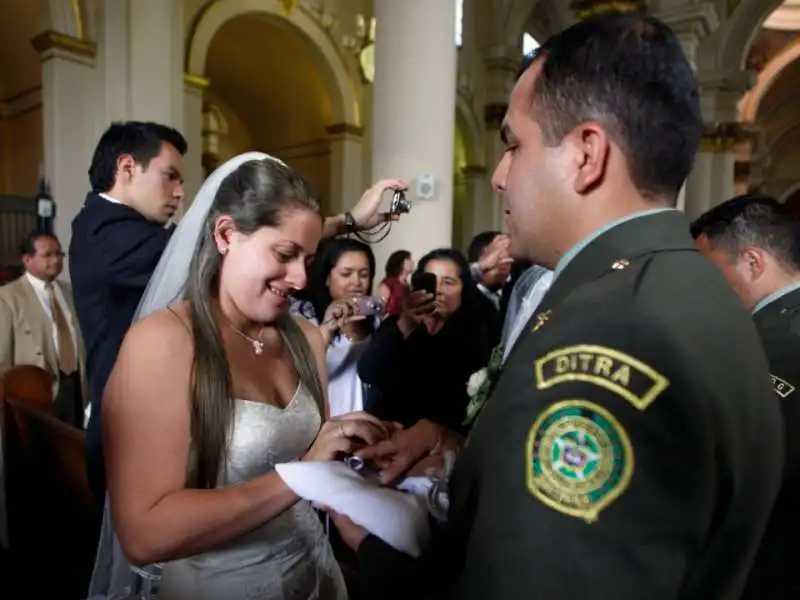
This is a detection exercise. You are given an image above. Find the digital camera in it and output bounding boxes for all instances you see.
[389,189,411,214]
[353,296,386,317]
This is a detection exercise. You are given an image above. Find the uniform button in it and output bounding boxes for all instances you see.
[35,351,43,356]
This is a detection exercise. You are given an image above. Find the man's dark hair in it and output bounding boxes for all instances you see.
[520,12,702,202]
[19,231,58,257]
[690,194,800,272]
[468,231,501,263]
[88,121,188,193]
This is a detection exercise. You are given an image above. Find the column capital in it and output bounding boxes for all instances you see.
[570,0,645,20]
[484,103,508,130]
[31,30,96,63]
[700,122,758,153]
[326,122,364,138]
[184,73,210,90]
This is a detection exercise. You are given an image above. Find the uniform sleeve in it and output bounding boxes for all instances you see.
[463,309,711,600]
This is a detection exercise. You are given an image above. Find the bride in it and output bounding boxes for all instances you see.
[94,152,397,599]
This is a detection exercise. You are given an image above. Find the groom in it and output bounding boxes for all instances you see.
[331,12,783,600]
[71,121,409,505]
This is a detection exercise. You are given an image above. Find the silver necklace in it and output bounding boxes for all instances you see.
[219,314,265,355]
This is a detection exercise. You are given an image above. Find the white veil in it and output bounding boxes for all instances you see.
[86,151,285,600]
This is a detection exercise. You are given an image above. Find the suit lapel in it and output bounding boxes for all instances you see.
[16,277,59,375]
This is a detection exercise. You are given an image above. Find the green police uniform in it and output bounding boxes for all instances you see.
[356,209,784,600]
[741,283,800,599]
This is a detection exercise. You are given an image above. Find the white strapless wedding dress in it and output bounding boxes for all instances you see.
[157,385,347,600]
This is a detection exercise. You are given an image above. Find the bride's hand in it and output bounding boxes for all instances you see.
[303,412,393,462]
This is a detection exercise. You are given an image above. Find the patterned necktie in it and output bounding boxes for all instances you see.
[46,283,77,375]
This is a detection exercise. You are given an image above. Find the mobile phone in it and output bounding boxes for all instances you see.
[410,271,437,296]
[353,296,385,317]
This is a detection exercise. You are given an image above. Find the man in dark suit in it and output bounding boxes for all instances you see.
[332,12,783,600]
[466,231,511,346]
[692,194,800,599]
[71,121,189,502]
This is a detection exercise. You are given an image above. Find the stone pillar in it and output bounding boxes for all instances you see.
[129,0,184,128]
[327,123,364,217]
[483,43,519,234]
[182,75,208,208]
[462,165,491,240]
[483,102,508,233]
[100,0,130,123]
[685,122,756,220]
[370,0,457,270]
[683,69,753,219]
[33,31,99,278]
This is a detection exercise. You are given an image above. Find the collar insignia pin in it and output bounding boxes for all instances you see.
[611,259,630,271]
[532,310,551,332]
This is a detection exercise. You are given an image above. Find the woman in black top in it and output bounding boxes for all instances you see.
[358,248,494,435]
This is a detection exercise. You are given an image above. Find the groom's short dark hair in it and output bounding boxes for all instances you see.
[89,121,187,193]
[519,11,702,203]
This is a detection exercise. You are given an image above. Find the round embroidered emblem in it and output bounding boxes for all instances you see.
[526,399,633,523]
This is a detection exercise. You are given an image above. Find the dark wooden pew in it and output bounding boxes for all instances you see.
[0,365,97,598]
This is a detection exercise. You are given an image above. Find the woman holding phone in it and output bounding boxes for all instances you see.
[357,248,494,436]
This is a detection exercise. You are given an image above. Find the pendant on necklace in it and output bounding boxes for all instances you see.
[252,340,264,355]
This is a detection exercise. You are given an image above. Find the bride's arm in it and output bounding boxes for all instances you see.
[103,310,301,566]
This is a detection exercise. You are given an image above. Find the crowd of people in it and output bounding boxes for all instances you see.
[1,10,799,600]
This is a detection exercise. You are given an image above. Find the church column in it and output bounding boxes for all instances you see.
[33,32,99,277]
[483,44,520,233]
[685,122,755,220]
[129,0,184,128]
[327,123,364,217]
[370,0,457,270]
[182,75,208,206]
[683,70,753,219]
[462,165,490,240]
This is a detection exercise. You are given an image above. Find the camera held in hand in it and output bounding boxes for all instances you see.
[353,296,386,317]
[389,189,411,215]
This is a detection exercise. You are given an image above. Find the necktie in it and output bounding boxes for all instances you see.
[46,283,77,375]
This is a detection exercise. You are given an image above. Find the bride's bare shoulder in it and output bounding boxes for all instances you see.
[123,302,193,354]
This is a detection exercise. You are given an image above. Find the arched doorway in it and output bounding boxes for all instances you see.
[186,1,361,215]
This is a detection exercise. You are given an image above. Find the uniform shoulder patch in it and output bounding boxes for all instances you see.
[534,344,669,410]
[526,399,634,523]
[770,374,796,398]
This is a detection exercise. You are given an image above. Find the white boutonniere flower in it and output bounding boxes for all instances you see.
[464,344,505,426]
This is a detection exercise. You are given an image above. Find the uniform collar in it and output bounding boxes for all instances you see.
[537,209,696,314]
[752,283,800,323]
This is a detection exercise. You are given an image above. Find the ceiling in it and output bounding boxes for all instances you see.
[204,14,333,152]
[0,0,42,98]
